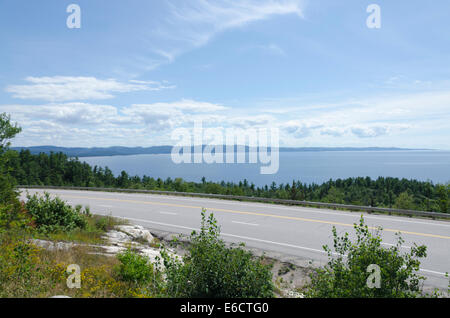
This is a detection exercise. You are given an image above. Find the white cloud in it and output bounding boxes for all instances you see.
[223,114,275,129]
[1,103,123,125]
[3,87,450,148]
[1,99,232,146]
[350,125,389,138]
[122,99,229,130]
[320,127,346,137]
[282,120,324,138]
[6,76,175,102]
[150,0,304,63]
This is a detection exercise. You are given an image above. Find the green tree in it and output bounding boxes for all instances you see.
[394,191,415,210]
[436,184,449,213]
[323,186,345,204]
[0,114,24,230]
[0,114,22,203]
[0,113,21,153]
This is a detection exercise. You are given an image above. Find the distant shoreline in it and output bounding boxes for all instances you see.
[11,145,435,158]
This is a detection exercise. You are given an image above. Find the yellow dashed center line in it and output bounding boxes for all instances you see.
[65,194,450,240]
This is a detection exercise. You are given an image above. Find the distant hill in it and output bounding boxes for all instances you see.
[10,145,431,158]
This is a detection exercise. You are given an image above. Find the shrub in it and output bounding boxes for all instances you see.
[115,249,155,285]
[303,216,428,298]
[25,192,87,233]
[160,209,274,298]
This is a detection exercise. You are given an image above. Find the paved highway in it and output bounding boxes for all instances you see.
[19,188,450,291]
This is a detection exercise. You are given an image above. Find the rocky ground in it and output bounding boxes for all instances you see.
[32,224,177,265]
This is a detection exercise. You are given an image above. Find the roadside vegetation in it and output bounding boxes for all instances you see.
[24,192,123,244]
[302,216,435,297]
[160,209,274,298]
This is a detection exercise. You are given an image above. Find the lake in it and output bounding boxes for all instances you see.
[81,151,450,187]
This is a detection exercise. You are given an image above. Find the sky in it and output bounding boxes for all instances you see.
[0,0,449,149]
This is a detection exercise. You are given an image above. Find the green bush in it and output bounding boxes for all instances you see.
[160,209,274,298]
[115,249,155,285]
[304,216,428,298]
[25,192,87,233]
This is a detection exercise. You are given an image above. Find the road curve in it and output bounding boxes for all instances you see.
[19,188,450,291]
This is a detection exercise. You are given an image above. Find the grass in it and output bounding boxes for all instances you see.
[32,214,128,245]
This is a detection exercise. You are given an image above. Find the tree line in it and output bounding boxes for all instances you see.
[5,148,449,213]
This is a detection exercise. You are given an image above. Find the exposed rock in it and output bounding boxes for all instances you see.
[102,230,132,246]
[100,245,127,255]
[31,224,177,267]
[115,225,154,244]
[32,239,76,251]
[283,290,305,298]
[140,247,165,263]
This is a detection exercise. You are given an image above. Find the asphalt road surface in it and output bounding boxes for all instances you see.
[20,188,450,291]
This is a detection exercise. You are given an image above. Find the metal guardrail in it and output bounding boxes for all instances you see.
[18,185,450,220]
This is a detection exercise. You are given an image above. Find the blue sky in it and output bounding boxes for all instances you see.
[1,0,449,149]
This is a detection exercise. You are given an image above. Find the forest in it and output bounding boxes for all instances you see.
[4,148,449,213]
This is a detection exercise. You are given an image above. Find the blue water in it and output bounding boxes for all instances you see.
[81,151,450,187]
